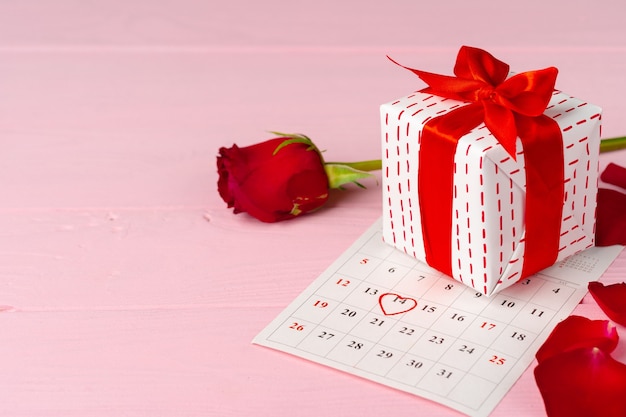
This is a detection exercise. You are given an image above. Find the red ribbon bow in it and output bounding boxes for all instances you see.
[392,46,564,284]
[389,46,558,158]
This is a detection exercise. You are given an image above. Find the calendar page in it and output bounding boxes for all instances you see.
[253,218,624,417]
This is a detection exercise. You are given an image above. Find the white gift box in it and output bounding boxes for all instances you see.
[381,89,602,296]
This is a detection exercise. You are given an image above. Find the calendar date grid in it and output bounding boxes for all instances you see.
[254,221,622,417]
[267,242,570,403]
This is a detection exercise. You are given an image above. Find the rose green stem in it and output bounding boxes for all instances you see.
[600,136,626,153]
[325,159,382,172]
[327,137,626,173]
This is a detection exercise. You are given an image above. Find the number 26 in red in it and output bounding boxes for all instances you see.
[289,322,305,331]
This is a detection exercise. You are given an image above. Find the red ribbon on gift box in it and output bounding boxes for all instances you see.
[390,46,565,280]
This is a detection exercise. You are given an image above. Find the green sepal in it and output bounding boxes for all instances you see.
[269,131,323,158]
[324,163,376,190]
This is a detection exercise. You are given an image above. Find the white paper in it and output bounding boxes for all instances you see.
[253,218,623,417]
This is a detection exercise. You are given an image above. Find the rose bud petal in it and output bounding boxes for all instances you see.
[595,188,626,246]
[217,137,329,222]
[535,315,618,363]
[534,347,626,417]
[588,281,626,326]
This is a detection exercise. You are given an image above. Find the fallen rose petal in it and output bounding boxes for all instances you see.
[600,162,626,189]
[535,315,618,363]
[595,188,626,246]
[588,281,626,326]
[535,347,626,417]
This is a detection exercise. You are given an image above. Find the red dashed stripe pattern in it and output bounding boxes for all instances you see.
[381,88,602,296]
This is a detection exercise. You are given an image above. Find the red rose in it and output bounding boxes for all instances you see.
[217,136,330,222]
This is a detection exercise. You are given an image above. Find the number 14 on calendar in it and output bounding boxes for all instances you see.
[254,219,623,417]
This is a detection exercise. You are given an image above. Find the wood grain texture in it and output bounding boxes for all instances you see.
[0,1,625,416]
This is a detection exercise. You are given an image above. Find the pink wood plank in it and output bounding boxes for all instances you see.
[0,206,381,309]
[1,52,625,209]
[0,1,625,416]
[1,1,625,50]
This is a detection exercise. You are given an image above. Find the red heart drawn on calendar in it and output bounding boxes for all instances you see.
[378,293,417,316]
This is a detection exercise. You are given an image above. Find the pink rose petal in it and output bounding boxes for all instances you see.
[588,281,626,326]
[535,315,618,363]
[535,347,626,417]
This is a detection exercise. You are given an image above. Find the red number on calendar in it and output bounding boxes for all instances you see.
[313,300,328,308]
[480,321,497,330]
[289,322,305,331]
[336,278,350,287]
[360,258,369,264]
[489,355,506,365]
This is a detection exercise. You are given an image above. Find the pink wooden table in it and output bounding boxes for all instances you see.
[1,1,625,416]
